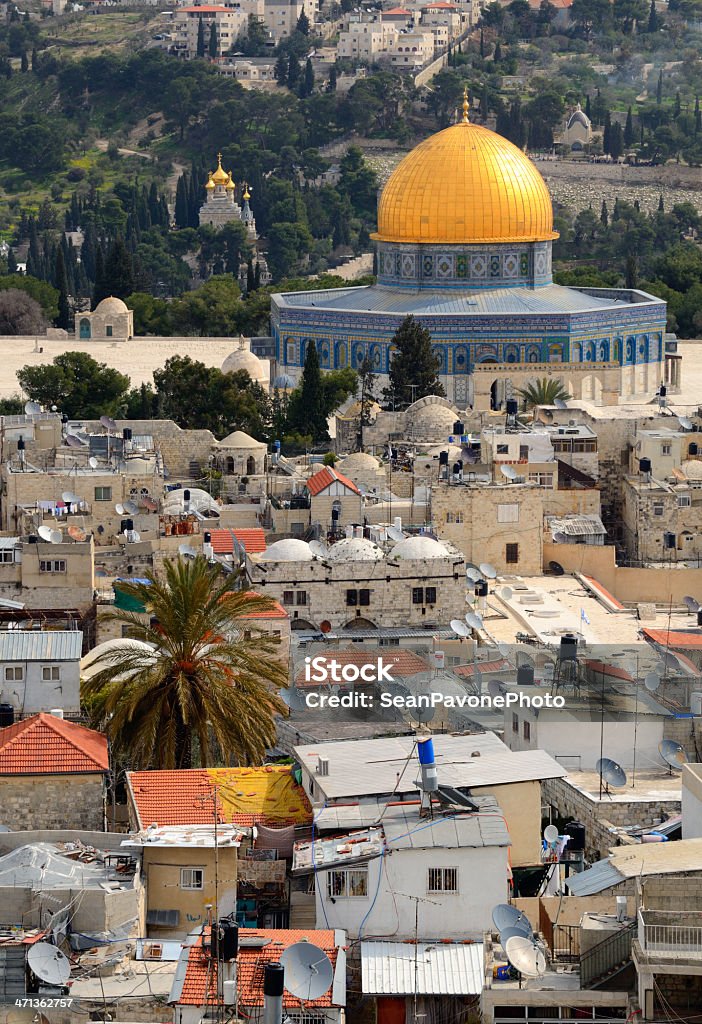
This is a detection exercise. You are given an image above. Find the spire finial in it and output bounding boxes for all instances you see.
[462,87,470,123]
[217,151,223,167]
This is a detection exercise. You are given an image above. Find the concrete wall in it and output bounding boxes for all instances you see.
[0,883,137,934]
[143,846,237,937]
[471,779,542,867]
[0,537,94,609]
[683,764,702,839]
[0,659,80,715]
[0,774,105,831]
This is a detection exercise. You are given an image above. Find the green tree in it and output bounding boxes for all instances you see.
[171,275,242,336]
[196,16,206,57]
[287,53,301,89]
[296,9,310,33]
[275,53,288,85]
[17,352,130,418]
[516,377,572,410]
[20,51,28,72]
[357,355,377,452]
[0,275,58,320]
[302,57,315,97]
[103,238,134,301]
[385,316,444,409]
[290,341,327,443]
[0,289,47,335]
[54,247,71,331]
[624,106,634,147]
[164,78,195,141]
[648,0,658,28]
[656,70,663,105]
[600,200,609,226]
[82,558,287,769]
[208,20,218,58]
[152,356,269,436]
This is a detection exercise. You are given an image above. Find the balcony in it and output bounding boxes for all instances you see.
[638,909,702,958]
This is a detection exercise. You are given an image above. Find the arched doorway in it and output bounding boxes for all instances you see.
[79,318,91,339]
[246,455,256,476]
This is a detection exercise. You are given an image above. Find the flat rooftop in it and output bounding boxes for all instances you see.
[563,767,682,803]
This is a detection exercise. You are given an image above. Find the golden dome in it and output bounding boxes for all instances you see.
[225,174,235,191]
[205,173,215,191]
[211,152,230,186]
[373,116,557,245]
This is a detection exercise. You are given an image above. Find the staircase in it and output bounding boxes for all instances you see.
[580,922,636,988]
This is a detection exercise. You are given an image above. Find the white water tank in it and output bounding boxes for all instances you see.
[433,651,445,669]
[223,980,237,1006]
[50,708,64,719]
[692,693,702,717]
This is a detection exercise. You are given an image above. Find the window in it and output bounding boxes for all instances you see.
[497,503,519,524]
[678,494,691,507]
[346,589,358,606]
[39,560,66,573]
[497,443,509,455]
[427,867,458,893]
[327,867,368,898]
[505,543,519,564]
[519,445,529,460]
[425,586,436,604]
[446,511,464,524]
[42,666,60,682]
[523,721,531,740]
[512,713,519,733]
[282,591,294,606]
[0,548,15,564]
[652,503,665,516]
[106,325,113,338]
[662,444,672,456]
[359,589,370,606]
[412,587,424,604]
[94,486,112,501]
[4,666,23,682]
[180,868,204,890]
[296,591,307,606]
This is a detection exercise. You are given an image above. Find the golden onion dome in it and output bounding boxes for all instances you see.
[211,152,230,186]
[373,105,557,245]
[225,174,235,191]
[205,173,215,191]
[243,185,251,201]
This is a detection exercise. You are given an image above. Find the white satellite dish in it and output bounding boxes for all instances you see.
[450,619,470,637]
[387,525,405,542]
[124,529,141,543]
[49,529,63,544]
[679,416,694,431]
[24,400,42,415]
[504,935,546,977]
[309,540,328,558]
[178,543,197,559]
[27,942,71,987]
[61,491,75,504]
[479,562,497,579]
[500,464,517,481]
[466,566,483,582]
[280,942,334,1001]
[500,586,513,601]
[100,415,117,432]
[466,611,483,631]
[124,500,138,516]
[38,525,54,542]
[115,503,125,515]
[544,824,558,844]
[88,456,98,469]
[644,672,660,693]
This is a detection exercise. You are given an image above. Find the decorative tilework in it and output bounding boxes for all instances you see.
[456,255,467,279]
[519,252,529,276]
[490,255,501,278]
[437,254,454,278]
[401,254,416,278]
[503,254,519,279]
[423,255,434,278]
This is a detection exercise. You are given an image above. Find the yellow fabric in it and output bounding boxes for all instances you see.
[373,121,558,245]
[206,765,311,823]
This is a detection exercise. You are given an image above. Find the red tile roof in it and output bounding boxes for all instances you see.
[239,594,288,621]
[643,628,702,649]
[179,929,339,1008]
[454,658,511,678]
[295,647,428,687]
[210,528,267,555]
[582,575,625,610]
[306,466,361,497]
[128,766,312,829]
[422,2,458,7]
[0,714,109,775]
[181,5,230,10]
[384,6,412,12]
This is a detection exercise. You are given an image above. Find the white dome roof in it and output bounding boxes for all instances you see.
[162,487,219,514]
[221,348,267,383]
[259,538,314,562]
[327,537,384,562]
[81,638,156,681]
[391,535,449,560]
[218,429,267,449]
[406,396,460,437]
[94,295,129,314]
[339,452,381,471]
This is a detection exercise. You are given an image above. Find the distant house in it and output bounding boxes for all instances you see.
[0,631,82,716]
[0,713,109,830]
[305,465,363,529]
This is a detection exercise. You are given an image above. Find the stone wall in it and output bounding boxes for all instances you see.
[0,774,105,831]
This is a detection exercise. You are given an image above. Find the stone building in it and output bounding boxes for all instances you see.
[246,533,466,630]
[0,713,108,831]
[77,296,134,342]
[215,429,268,479]
[560,103,593,152]
[199,153,257,236]
[0,535,95,612]
[621,472,702,563]
[221,338,269,385]
[305,465,363,530]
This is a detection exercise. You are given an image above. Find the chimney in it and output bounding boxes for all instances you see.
[263,963,284,1024]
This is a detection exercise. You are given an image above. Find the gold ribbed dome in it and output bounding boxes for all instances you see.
[373,119,557,245]
[211,152,230,186]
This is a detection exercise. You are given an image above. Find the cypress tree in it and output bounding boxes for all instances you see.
[7,247,17,274]
[246,257,255,292]
[298,342,328,443]
[287,54,300,89]
[54,247,71,331]
[208,21,218,58]
[275,53,288,85]
[20,51,28,72]
[303,57,314,97]
[585,94,591,119]
[624,106,634,147]
[254,261,261,289]
[658,193,664,212]
[385,315,444,409]
[329,65,337,91]
[31,47,38,71]
[175,174,190,229]
[196,17,206,57]
[104,238,134,300]
[695,96,701,134]
[93,245,106,307]
[480,27,484,57]
[656,70,663,104]
[600,200,609,226]
[493,40,502,61]
[647,0,657,31]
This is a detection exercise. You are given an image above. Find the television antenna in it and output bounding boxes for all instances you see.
[659,739,688,772]
[27,942,71,988]
[279,942,334,1001]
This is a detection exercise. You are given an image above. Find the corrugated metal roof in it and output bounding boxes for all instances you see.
[0,631,83,661]
[0,537,20,550]
[382,797,510,849]
[548,515,606,537]
[565,858,624,896]
[361,940,483,995]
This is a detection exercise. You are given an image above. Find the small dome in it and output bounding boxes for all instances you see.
[327,537,384,562]
[259,538,314,562]
[391,535,449,560]
[211,152,231,186]
[205,174,215,191]
[273,374,296,389]
[567,104,591,130]
[94,296,129,315]
[218,429,267,449]
[221,347,267,383]
[406,396,460,438]
[339,452,381,472]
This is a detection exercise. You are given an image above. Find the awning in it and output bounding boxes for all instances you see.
[361,940,483,996]
[565,858,624,896]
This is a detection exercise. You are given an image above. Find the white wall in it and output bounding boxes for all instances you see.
[313,845,509,940]
[683,765,702,839]
[1,661,80,714]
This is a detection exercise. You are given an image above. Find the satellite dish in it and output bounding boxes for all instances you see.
[68,525,87,542]
[679,416,694,431]
[480,562,497,579]
[499,586,513,601]
[124,500,138,515]
[178,543,197,559]
[27,942,71,987]
[100,415,117,432]
[410,701,436,725]
[549,560,565,576]
[544,824,559,844]
[388,525,405,542]
[450,619,470,637]
[683,596,700,613]
[492,903,529,934]
[596,757,627,788]
[500,464,517,481]
[644,672,660,693]
[659,739,688,770]
[554,398,568,410]
[466,566,483,582]
[88,456,98,469]
[24,400,42,415]
[309,540,328,558]
[49,529,63,544]
[61,491,76,504]
[38,525,54,542]
[488,679,507,698]
[500,921,534,946]
[115,503,125,515]
[281,687,307,712]
[280,942,334,1001]
[466,611,483,631]
[505,935,546,977]
[65,434,86,449]
[124,529,141,543]
[142,497,158,512]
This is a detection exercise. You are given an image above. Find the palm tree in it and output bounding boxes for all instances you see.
[516,377,572,411]
[82,557,288,770]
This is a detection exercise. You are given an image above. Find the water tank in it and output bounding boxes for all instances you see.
[218,920,239,961]
[565,820,585,851]
[453,421,464,435]
[691,692,702,716]
[50,709,64,719]
[223,979,237,1006]
[506,398,519,416]
[475,580,489,598]
[517,664,534,686]
[690,443,699,456]
[0,704,14,728]
[639,457,652,474]
[439,451,449,466]
[559,634,578,662]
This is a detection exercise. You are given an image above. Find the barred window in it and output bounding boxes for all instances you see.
[427,867,458,893]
